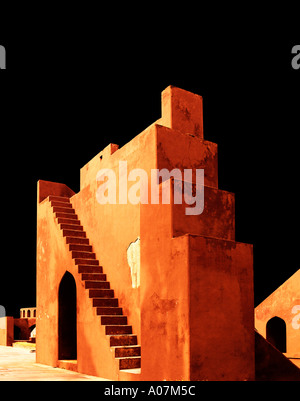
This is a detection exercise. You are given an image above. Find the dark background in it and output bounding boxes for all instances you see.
[0,17,299,318]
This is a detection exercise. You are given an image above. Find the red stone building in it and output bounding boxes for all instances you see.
[35,86,300,381]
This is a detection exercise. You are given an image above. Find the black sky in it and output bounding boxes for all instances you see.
[0,22,299,317]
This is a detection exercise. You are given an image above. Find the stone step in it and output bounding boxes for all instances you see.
[51,201,73,208]
[89,289,114,298]
[12,341,36,350]
[57,218,81,225]
[118,356,141,370]
[100,315,127,325]
[48,195,70,203]
[69,244,92,252]
[85,281,110,289]
[109,335,138,347]
[105,325,132,335]
[57,360,78,372]
[113,345,141,358]
[72,251,96,260]
[60,223,84,231]
[81,273,106,281]
[92,298,119,307]
[56,212,78,220]
[78,265,103,274]
[96,307,123,315]
[63,229,86,238]
[66,237,89,245]
[53,206,75,214]
[74,258,99,266]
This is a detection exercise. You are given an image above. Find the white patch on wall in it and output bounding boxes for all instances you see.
[127,237,140,288]
[291,305,300,330]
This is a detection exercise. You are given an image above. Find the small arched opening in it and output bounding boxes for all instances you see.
[58,271,77,360]
[266,316,287,353]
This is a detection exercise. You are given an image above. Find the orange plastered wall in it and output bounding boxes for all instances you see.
[255,269,300,356]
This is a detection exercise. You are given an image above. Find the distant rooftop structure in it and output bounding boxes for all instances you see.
[20,307,37,319]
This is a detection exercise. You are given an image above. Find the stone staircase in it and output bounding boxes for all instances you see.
[48,195,141,370]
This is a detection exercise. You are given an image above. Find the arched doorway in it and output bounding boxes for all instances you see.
[58,271,77,360]
[266,316,286,353]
